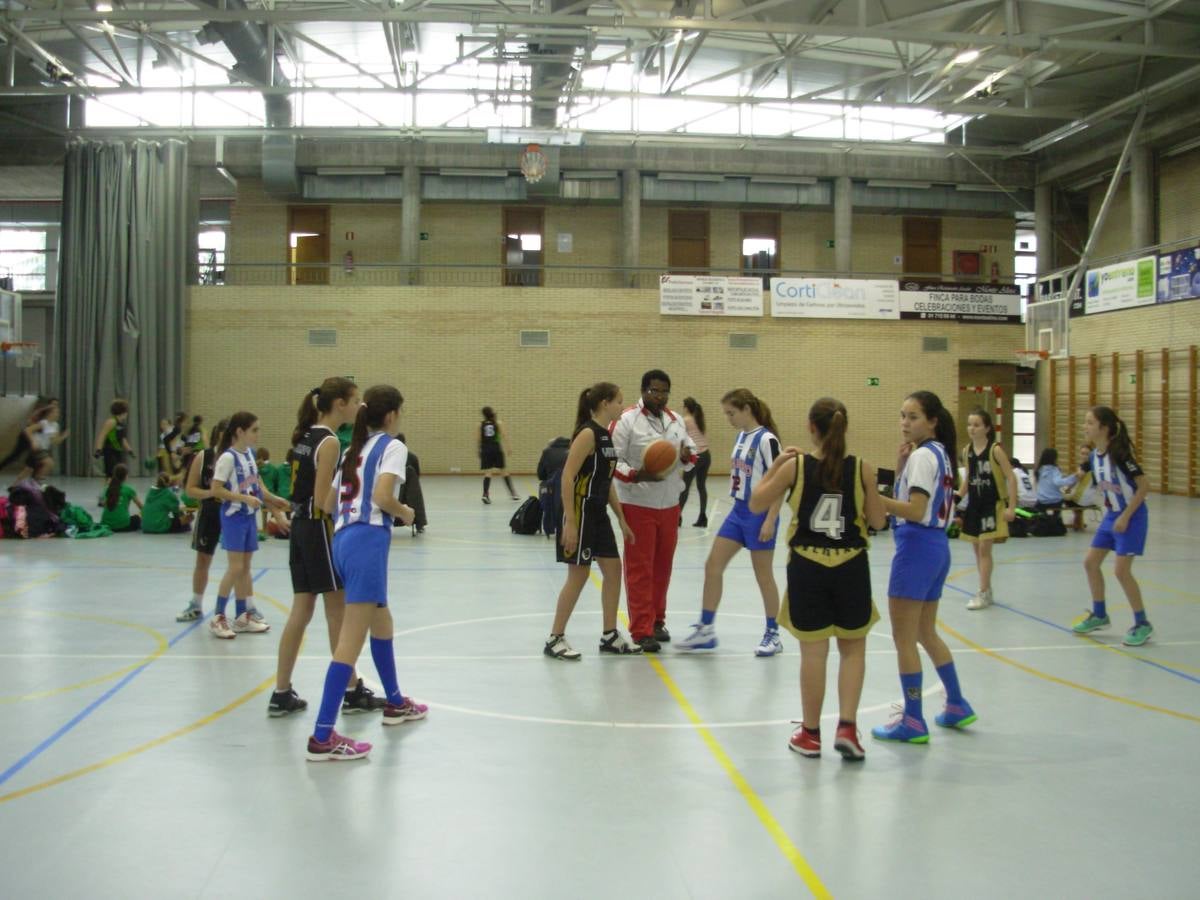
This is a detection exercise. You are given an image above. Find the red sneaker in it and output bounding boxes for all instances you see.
[788,725,821,757]
[834,723,866,761]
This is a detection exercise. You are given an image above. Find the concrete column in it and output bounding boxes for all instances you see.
[1130,144,1154,251]
[622,167,641,288]
[1035,182,1053,276]
[834,175,852,274]
[400,164,421,284]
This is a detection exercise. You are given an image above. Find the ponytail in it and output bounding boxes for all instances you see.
[293,377,358,447]
[721,388,780,440]
[809,397,848,492]
[208,418,228,450]
[218,411,258,455]
[105,464,128,511]
[340,385,403,503]
[1091,405,1136,466]
[683,397,706,435]
[907,390,958,487]
[574,382,620,434]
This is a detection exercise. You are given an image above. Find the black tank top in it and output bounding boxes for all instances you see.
[786,453,868,565]
[197,448,219,510]
[965,441,1002,507]
[571,420,617,510]
[290,425,337,518]
[480,421,500,446]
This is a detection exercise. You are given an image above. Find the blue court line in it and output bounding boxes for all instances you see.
[943,582,1200,686]
[0,568,269,788]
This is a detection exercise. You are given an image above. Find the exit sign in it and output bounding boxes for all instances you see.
[825,239,836,248]
[866,376,880,387]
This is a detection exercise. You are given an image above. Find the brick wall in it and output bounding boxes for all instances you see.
[186,285,1023,476]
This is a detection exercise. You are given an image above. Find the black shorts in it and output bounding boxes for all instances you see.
[782,551,878,641]
[101,447,126,478]
[190,502,222,556]
[556,503,619,566]
[289,516,342,595]
[961,499,1008,542]
[481,447,505,470]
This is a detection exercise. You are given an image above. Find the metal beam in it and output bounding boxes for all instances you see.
[7,9,1200,59]
[1061,103,1145,307]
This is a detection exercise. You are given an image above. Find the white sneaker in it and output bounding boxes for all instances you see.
[246,605,266,624]
[209,614,235,639]
[676,623,718,653]
[598,630,643,655]
[232,612,270,633]
[967,589,993,611]
[544,634,582,660]
[755,629,783,657]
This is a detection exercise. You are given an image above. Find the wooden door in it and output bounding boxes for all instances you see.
[288,206,330,285]
[903,216,941,279]
[503,207,544,287]
[669,210,709,273]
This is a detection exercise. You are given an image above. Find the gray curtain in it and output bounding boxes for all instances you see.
[56,140,190,475]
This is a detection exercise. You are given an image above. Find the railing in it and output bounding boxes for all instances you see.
[199,262,967,289]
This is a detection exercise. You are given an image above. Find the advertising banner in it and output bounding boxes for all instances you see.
[659,275,764,316]
[1084,256,1156,314]
[1156,246,1200,303]
[770,278,899,319]
[897,281,1022,323]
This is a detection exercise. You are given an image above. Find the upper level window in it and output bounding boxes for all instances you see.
[0,230,49,292]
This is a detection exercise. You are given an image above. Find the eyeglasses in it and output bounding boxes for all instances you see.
[645,388,670,396]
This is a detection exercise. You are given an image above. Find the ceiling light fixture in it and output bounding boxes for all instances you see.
[952,49,981,66]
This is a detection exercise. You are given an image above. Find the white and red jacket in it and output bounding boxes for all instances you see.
[610,399,698,509]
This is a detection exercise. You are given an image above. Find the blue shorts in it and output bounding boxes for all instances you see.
[888,525,951,602]
[332,523,391,605]
[219,512,259,554]
[1091,507,1148,556]
[716,499,778,551]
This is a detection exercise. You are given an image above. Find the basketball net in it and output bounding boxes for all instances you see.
[519,144,547,184]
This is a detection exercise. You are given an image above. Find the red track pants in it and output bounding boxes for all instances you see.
[621,503,680,641]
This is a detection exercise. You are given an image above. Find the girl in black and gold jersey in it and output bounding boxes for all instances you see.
[268,378,380,717]
[543,383,641,660]
[751,397,886,761]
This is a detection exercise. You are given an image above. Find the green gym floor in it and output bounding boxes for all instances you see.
[1,476,1196,899]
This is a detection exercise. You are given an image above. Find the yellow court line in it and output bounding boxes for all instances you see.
[0,675,275,806]
[589,573,831,898]
[938,620,1200,725]
[0,573,63,603]
[0,610,169,704]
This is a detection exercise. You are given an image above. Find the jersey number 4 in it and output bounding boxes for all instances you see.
[810,494,845,539]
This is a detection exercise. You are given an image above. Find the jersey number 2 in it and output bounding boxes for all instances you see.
[810,494,845,539]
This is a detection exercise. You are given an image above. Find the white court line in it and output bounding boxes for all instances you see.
[4,640,1198,662]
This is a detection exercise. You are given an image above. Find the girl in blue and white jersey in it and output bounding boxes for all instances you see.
[1071,406,1152,646]
[306,385,428,762]
[873,391,977,744]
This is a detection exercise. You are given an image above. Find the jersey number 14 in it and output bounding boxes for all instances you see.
[810,494,845,540]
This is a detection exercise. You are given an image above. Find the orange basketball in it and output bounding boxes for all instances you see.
[642,439,678,476]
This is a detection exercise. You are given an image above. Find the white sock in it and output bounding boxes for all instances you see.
[191,593,203,607]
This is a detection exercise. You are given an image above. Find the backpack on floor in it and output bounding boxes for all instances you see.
[510,496,542,535]
[538,467,563,538]
[1031,512,1067,537]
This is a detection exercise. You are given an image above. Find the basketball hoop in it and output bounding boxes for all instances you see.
[1015,349,1049,368]
[1,341,39,368]
[519,143,547,184]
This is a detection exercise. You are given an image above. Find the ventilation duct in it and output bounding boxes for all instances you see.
[193,0,297,195]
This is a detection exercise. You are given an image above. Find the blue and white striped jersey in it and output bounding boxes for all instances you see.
[896,440,955,530]
[1091,450,1144,513]
[333,432,408,532]
[728,427,780,502]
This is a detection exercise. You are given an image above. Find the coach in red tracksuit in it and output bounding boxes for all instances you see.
[611,369,697,653]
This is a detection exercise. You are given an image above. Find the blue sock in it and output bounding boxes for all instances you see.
[700,609,716,626]
[935,661,964,705]
[216,595,229,616]
[370,636,404,706]
[235,597,246,617]
[900,671,923,720]
[766,616,778,632]
[313,661,354,743]
[1134,610,1147,626]
[1093,600,1108,619]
